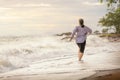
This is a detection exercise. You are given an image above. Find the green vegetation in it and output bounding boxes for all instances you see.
[99,0,120,34]
[102,28,109,33]
[100,0,120,7]
[99,33,120,37]
[99,8,120,33]
[94,30,100,34]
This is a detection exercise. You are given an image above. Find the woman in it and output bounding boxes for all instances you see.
[69,18,92,61]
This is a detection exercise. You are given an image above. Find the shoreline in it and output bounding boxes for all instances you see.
[0,69,120,80]
[0,34,120,80]
[81,69,120,80]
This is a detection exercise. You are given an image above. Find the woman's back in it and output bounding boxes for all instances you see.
[73,26,92,43]
[76,26,88,36]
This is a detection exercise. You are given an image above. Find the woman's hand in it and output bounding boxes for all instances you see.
[85,32,87,35]
[69,39,72,42]
[69,37,73,42]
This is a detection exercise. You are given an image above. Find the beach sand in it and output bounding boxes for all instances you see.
[82,69,120,80]
[0,69,120,80]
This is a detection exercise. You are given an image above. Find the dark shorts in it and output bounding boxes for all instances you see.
[77,41,86,53]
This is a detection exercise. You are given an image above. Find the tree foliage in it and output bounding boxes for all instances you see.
[100,0,120,7]
[94,30,100,34]
[99,0,120,33]
[99,8,120,33]
[102,28,108,33]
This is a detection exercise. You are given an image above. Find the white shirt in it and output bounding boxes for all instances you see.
[71,26,92,43]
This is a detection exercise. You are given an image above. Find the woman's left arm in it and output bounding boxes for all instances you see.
[86,27,92,34]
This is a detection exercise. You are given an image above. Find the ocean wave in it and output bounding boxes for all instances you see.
[0,35,119,74]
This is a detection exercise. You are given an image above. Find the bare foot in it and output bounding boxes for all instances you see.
[78,60,84,63]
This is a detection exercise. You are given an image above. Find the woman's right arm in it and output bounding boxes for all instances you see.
[69,27,77,41]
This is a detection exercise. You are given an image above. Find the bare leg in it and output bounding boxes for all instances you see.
[78,49,83,61]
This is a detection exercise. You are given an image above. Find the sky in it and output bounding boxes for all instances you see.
[0,0,107,36]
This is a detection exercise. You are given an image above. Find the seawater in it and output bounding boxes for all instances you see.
[0,35,76,73]
[0,35,120,79]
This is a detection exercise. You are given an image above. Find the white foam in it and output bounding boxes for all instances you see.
[0,35,120,80]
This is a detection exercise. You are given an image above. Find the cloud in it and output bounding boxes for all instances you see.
[82,1,104,6]
[11,3,51,8]
[0,0,107,36]
[0,0,52,8]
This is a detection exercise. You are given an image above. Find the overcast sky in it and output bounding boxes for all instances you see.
[0,0,107,36]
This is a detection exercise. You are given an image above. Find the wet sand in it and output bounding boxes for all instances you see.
[0,69,120,80]
[82,69,120,80]
[0,71,95,80]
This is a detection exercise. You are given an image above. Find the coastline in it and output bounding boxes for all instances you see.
[0,34,120,80]
[81,69,120,80]
[0,69,120,80]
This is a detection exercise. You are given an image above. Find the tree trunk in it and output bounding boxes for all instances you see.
[115,25,120,33]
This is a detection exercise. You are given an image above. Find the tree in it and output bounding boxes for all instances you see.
[99,0,120,34]
[100,0,120,7]
[102,28,108,33]
[94,30,100,34]
[99,8,120,33]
